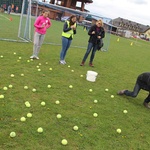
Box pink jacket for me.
[34,16,51,34]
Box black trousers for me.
[124,77,150,103]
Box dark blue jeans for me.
[60,37,72,60]
[82,42,98,63]
[124,81,150,103]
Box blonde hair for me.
[97,19,103,26]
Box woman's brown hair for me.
[69,15,76,25]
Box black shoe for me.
[143,102,150,109]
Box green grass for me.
[0,12,150,150]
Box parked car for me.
[61,16,70,22]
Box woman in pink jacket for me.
[30,10,52,60]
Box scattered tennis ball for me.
[0,95,4,99]
[47,85,51,88]
[41,101,46,106]
[116,129,121,134]
[105,88,109,92]
[68,65,70,68]
[73,126,78,131]
[45,62,48,64]
[24,86,28,89]
[80,75,83,77]
[61,139,68,145]
[36,66,40,68]
[30,59,33,61]
[71,70,74,72]
[20,117,26,122]
[0,55,3,58]
[25,101,29,104]
[123,110,128,114]
[37,127,43,133]
[27,60,30,62]
[93,113,98,117]
[26,103,31,107]
[3,87,8,90]
[8,85,13,88]
[10,132,16,137]
[27,113,32,118]
[10,74,14,77]
[38,69,41,71]
[39,63,42,66]
[25,101,31,107]
[49,68,52,70]
[94,100,98,103]
[89,89,93,92]
[69,85,73,88]
[21,73,24,76]
[32,88,36,92]
[13,52,16,55]
[57,114,62,118]
[19,57,22,59]
[55,100,60,104]
[111,95,114,98]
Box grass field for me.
[0,13,150,150]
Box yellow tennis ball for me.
[37,127,43,133]
[41,101,46,106]
[116,129,121,133]
[61,139,68,145]
[20,117,26,122]
[10,132,16,137]
[73,126,78,131]
[27,113,32,118]
[93,113,98,117]
[111,95,114,98]
[123,110,128,114]
[57,114,62,118]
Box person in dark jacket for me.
[80,19,105,67]
[118,72,150,109]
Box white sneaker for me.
[30,56,35,59]
[35,56,39,60]
[63,60,66,64]
[59,60,65,65]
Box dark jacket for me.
[137,72,150,90]
[88,24,105,44]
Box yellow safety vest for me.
[62,21,76,39]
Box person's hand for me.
[71,25,76,29]
[41,23,45,28]
[98,36,101,39]
[92,31,95,34]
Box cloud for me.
[85,0,150,25]
[127,0,148,4]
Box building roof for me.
[112,17,150,33]
[77,0,93,3]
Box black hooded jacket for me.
[88,24,105,44]
[137,72,150,90]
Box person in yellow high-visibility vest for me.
[59,15,77,65]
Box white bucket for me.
[86,71,98,82]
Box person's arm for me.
[101,28,105,38]
[63,22,72,32]
[73,24,77,34]
[88,25,95,36]
[34,17,43,29]
[46,19,52,29]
